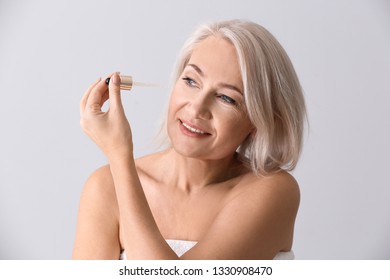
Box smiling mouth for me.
[180,120,211,135]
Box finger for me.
[98,72,117,107]
[100,90,109,107]
[108,72,125,113]
[85,77,110,114]
[80,77,101,116]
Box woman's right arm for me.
[72,165,121,259]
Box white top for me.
[120,239,294,260]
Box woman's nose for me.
[187,92,212,120]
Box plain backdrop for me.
[0,0,389,259]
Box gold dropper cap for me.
[118,75,133,90]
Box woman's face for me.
[167,36,253,161]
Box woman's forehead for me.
[186,37,243,88]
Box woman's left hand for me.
[80,73,133,160]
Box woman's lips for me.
[179,120,211,136]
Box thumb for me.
[108,72,125,112]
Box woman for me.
[73,19,306,260]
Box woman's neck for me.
[160,148,246,193]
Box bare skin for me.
[73,36,300,260]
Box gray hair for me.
[159,19,306,176]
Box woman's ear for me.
[249,128,257,139]
[242,128,256,145]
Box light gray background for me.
[0,0,389,259]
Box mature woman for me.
[73,19,306,260]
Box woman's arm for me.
[109,156,178,259]
[78,73,178,259]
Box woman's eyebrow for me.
[187,63,204,76]
[219,83,243,96]
[186,63,243,95]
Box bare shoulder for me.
[134,151,166,180]
[232,171,300,223]
[236,171,299,205]
[135,152,163,168]
[82,165,118,211]
[73,165,120,259]
[89,165,115,186]
[184,171,300,259]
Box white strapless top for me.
[120,239,294,260]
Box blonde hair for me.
[160,19,306,176]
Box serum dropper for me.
[105,75,158,91]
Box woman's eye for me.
[219,94,236,105]
[182,77,197,87]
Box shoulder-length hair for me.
[160,19,306,176]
